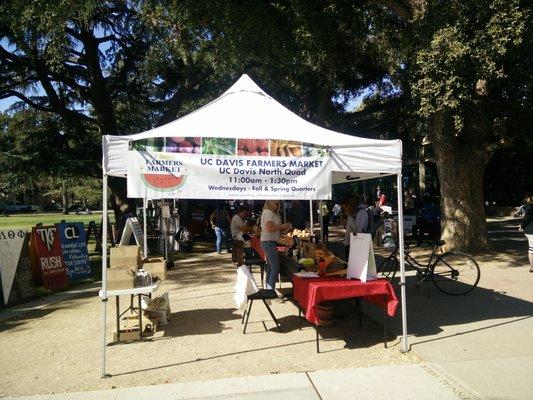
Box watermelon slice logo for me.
[141,173,187,191]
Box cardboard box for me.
[142,257,166,280]
[106,266,136,290]
[110,245,142,268]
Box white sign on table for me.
[347,233,377,282]
[120,217,145,258]
[127,138,332,200]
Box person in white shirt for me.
[260,200,291,290]
[230,206,254,265]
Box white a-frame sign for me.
[119,217,145,258]
[347,233,377,282]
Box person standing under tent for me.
[210,202,232,254]
[318,202,330,242]
[519,195,533,272]
[231,206,255,265]
[332,202,342,224]
[260,200,291,290]
[291,200,306,230]
[404,190,415,215]
[341,194,369,261]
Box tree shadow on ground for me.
[0,290,96,333]
[363,274,533,341]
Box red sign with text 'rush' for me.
[32,226,68,291]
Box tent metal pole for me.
[101,173,109,377]
[309,200,314,236]
[319,200,324,242]
[143,197,148,257]
[396,173,409,353]
[282,201,286,223]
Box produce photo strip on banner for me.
[127,137,332,200]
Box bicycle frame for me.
[389,246,447,284]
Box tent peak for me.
[223,74,269,97]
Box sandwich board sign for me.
[347,233,377,282]
[119,217,145,257]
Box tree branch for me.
[0,89,52,112]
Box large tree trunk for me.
[430,112,491,252]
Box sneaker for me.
[529,266,533,273]
[217,251,222,255]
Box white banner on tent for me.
[127,148,332,200]
[0,229,27,305]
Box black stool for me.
[242,289,281,333]
[244,248,265,288]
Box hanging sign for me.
[0,229,28,305]
[32,226,68,291]
[57,222,91,280]
[127,137,332,200]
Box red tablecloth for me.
[250,235,265,259]
[293,276,399,325]
[250,235,287,260]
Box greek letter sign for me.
[0,229,28,305]
[127,137,332,200]
[32,226,68,291]
[57,222,91,280]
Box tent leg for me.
[143,197,148,257]
[319,200,324,242]
[396,173,409,353]
[101,173,110,377]
[309,200,314,236]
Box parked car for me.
[0,201,33,213]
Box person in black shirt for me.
[210,202,232,254]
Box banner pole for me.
[143,197,148,257]
[319,200,324,242]
[309,200,314,236]
[397,173,409,353]
[101,173,109,378]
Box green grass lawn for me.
[0,212,115,230]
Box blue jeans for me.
[214,226,230,253]
[261,241,280,290]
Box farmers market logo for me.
[141,155,187,191]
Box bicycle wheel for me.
[378,255,399,281]
[432,252,480,295]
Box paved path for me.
[364,216,533,400]
[6,364,480,400]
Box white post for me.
[396,173,409,353]
[309,200,314,235]
[143,197,148,257]
[319,200,324,242]
[101,173,109,377]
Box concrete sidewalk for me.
[365,217,533,400]
[6,364,480,400]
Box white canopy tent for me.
[100,75,408,377]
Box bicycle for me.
[378,240,480,295]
